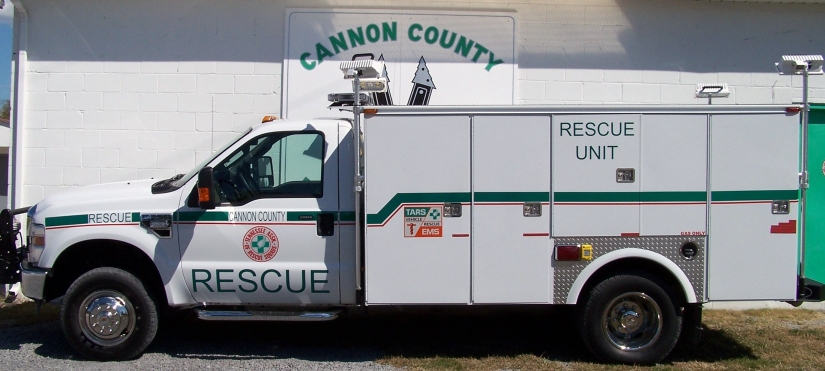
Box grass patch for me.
[376,309,825,371]
[0,298,60,328]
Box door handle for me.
[317,213,335,236]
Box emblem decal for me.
[242,226,279,262]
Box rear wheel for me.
[580,274,681,364]
[61,267,158,360]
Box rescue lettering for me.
[559,121,634,161]
[88,212,132,224]
[191,269,330,294]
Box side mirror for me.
[197,167,216,210]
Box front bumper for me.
[21,265,48,300]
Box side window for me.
[213,132,325,204]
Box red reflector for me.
[555,245,581,261]
[786,106,801,114]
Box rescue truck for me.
[1,59,823,364]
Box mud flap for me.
[682,303,703,346]
[0,209,21,285]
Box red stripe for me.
[523,233,550,237]
[452,233,470,238]
[621,232,640,237]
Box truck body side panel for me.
[639,115,708,237]
[364,115,472,304]
[472,115,551,304]
[552,114,641,237]
[707,114,799,301]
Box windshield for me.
[171,128,253,188]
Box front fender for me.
[41,224,195,306]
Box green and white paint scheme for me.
[19,103,815,363]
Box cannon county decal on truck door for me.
[243,226,280,262]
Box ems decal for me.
[404,206,443,237]
[242,226,280,262]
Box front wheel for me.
[60,267,158,361]
[580,274,681,365]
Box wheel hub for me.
[86,296,129,338]
[601,292,663,351]
[619,310,642,332]
[78,290,137,346]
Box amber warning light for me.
[198,188,211,203]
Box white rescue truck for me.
[2,60,824,364]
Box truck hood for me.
[32,179,184,220]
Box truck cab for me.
[15,117,356,360]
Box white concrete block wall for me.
[22,56,281,204]
[15,0,825,208]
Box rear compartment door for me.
[707,113,800,301]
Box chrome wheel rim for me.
[601,292,663,351]
[78,289,136,346]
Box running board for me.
[195,309,343,322]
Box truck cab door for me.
[177,122,341,305]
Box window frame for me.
[208,130,327,207]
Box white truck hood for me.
[32,179,184,221]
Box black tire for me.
[60,267,158,361]
[580,274,681,365]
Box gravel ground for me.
[0,304,400,371]
[0,302,587,370]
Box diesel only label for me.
[404,206,443,237]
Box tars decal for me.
[404,206,443,237]
[242,226,280,262]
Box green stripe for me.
[287,211,318,221]
[45,214,89,227]
[176,211,229,222]
[554,191,707,203]
[475,192,549,202]
[711,190,798,202]
[339,211,355,222]
[554,190,797,203]
[367,192,471,225]
[131,213,141,222]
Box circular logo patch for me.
[242,226,279,262]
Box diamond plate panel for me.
[553,236,705,304]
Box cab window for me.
[212,132,325,204]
